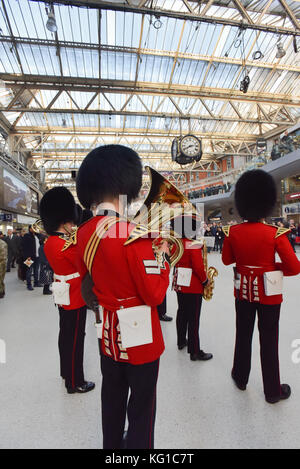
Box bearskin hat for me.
[81,209,94,225]
[76,145,143,209]
[40,187,77,235]
[75,203,83,226]
[234,170,277,222]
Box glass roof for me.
[0,0,299,186]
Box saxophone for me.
[202,240,218,301]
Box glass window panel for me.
[0,42,21,73]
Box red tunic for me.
[222,222,300,305]
[173,239,207,294]
[76,215,170,365]
[44,235,85,310]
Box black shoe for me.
[190,350,213,361]
[231,371,247,391]
[178,340,188,350]
[34,283,42,288]
[159,314,173,322]
[67,381,95,394]
[265,384,291,404]
[27,285,34,291]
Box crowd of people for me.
[271,130,296,160]
[0,226,53,299]
[0,217,299,301]
[199,218,300,255]
[188,182,232,200]
[0,149,300,450]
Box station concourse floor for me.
[0,250,300,449]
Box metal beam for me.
[278,0,300,31]
[1,73,300,107]
[29,0,300,36]
[0,36,299,73]
[2,105,292,126]
[11,128,259,142]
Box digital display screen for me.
[0,167,39,215]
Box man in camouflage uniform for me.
[0,232,8,299]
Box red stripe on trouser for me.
[72,309,80,388]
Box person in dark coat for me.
[4,229,18,272]
[16,229,27,281]
[39,236,53,295]
[215,227,225,253]
[21,225,41,290]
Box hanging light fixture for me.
[293,36,298,53]
[46,6,57,33]
[276,42,286,59]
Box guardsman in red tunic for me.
[76,145,170,449]
[172,218,213,361]
[222,170,300,404]
[40,187,95,395]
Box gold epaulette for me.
[275,226,291,238]
[61,228,78,252]
[222,225,231,237]
[264,223,290,239]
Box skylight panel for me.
[106,10,116,46]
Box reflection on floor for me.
[0,250,300,449]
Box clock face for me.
[180,135,202,158]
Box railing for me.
[188,156,268,200]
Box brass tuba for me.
[32,219,46,235]
[124,166,199,266]
[202,240,218,301]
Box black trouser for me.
[6,251,13,272]
[232,299,281,399]
[100,354,159,449]
[176,292,203,355]
[58,306,87,389]
[26,257,40,287]
[157,295,166,318]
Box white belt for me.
[54,272,80,282]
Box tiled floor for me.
[0,250,299,449]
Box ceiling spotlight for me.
[62,118,67,127]
[46,10,57,33]
[276,42,286,59]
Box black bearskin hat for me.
[234,170,277,222]
[76,145,143,209]
[81,209,94,225]
[75,203,83,226]
[40,187,77,235]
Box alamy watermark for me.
[291,339,300,365]
[0,339,6,364]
